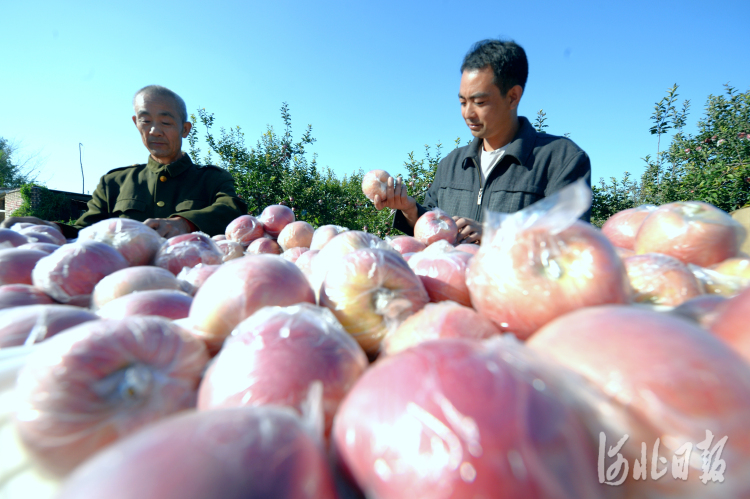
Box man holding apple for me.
[374,39,591,244]
[1,85,246,238]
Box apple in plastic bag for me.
[623,252,704,306]
[0,283,55,310]
[601,205,656,250]
[175,264,221,296]
[282,246,309,263]
[0,248,49,286]
[14,316,209,476]
[709,287,750,363]
[310,224,348,250]
[413,208,459,246]
[407,249,473,306]
[154,232,224,275]
[387,235,426,255]
[224,214,264,247]
[0,227,29,248]
[215,239,245,261]
[19,224,67,245]
[0,304,98,348]
[96,289,193,321]
[77,218,165,266]
[361,169,390,203]
[278,221,315,251]
[91,266,184,309]
[246,236,282,255]
[259,204,295,238]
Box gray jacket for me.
[394,116,591,235]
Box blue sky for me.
[2,0,749,195]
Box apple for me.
[381,301,500,355]
[8,222,36,232]
[601,205,657,250]
[319,247,429,356]
[0,284,55,310]
[361,169,390,203]
[671,294,728,330]
[294,249,318,286]
[188,255,316,354]
[154,232,224,275]
[91,266,183,309]
[0,304,98,348]
[55,407,338,499]
[333,338,601,499]
[17,242,60,254]
[709,287,750,363]
[467,220,631,340]
[413,208,459,246]
[176,263,221,296]
[197,303,367,438]
[215,239,245,261]
[258,204,295,238]
[224,214,264,247]
[32,240,129,306]
[454,243,480,255]
[407,249,473,306]
[96,289,194,321]
[14,316,209,476]
[77,218,165,266]
[623,253,704,306]
[0,227,29,248]
[0,248,49,286]
[387,235,426,255]
[211,234,227,241]
[690,264,748,297]
[310,224,348,250]
[246,236,282,255]
[277,220,314,251]
[711,257,750,280]
[18,225,66,246]
[635,201,746,267]
[282,246,309,263]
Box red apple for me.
[467,220,631,340]
[333,338,602,499]
[17,242,60,254]
[277,220,314,251]
[387,235,426,255]
[211,234,227,241]
[0,284,55,310]
[407,249,473,306]
[55,407,338,499]
[224,214,264,247]
[282,246,309,263]
[623,253,704,306]
[175,263,221,296]
[635,201,746,267]
[361,169,390,202]
[154,232,224,275]
[91,266,183,309]
[0,248,49,286]
[14,317,209,476]
[0,304,98,348]
[709,287,750,363]
[691,264,748,297]
[246,236,282,255]
[601,205,657,250]
[671,294,728,330]
[310,224,348,250]
[78,218,165,266]
[0,228,29,248]
[32,240,129,306]
[455,243,480,255]
[413,208,459,246]
[215,239,244,261]
[18,225,66,245]
[258,204,295,238]
[381,301,500,355]
[319,248,429,355]
[294,249,318,285]
[188,255,315,353]
[711,257,750,280]
[197,303,367,438]
[96,289,194,321]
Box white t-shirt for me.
[480,144,507,185]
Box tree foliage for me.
[0,138,40,189]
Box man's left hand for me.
[452,216,482,244]
[144,217,193,238]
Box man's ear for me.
[182,120,192,138]
[508,85,523,110]
[132,115,138,127]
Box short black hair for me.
[460,39,528,96]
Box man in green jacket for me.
[1,85,246,238]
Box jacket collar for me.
[146,152,193,177]
[461,116,536,169]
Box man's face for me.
[132,93,191,164]
[459,66,521,147]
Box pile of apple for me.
[2,175,750,498]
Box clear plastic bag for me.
[407,247,473,306]
[690,264,750,297]
[154,232,224,276]
[0,305,98,349]
[95,289,193,321]
[224,214,264,247]
[601,204,658,250]
[413,208,459,246]
[175,263,221,296]
[77,218,165,266]
[91,266,183,309]
[310,224,349,251]
[623,253,704,306]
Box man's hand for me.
[373,176,419,227]
[144,217,192,238]
[0,216,59,230]
[453,216,482,244]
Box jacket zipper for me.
[477,187,483,205]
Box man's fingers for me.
[373,194,384,211]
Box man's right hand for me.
[373,176,420,227]
[0,216,59,230]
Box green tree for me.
[0,138,40,189]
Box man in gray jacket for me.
[374,39,591,244]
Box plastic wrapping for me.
[690,264,750,297]
[91,266,183,309]
[278,220,315,252]
[0,248,49,286]
[0,284,55,310]
[294,249,318,286]
[407,248,473,306]
[0,228,29,249]
[258,204,296,238]
[319,247,429,356]
[175,263,221,296]
[188,255,315,354]
[454,243,480,255]
[386,234,426,255]
[154,232,224,275]
[246,236,282,254]
[310,224,349,251]
[413,208,459,246]
[198,303,367,438]
[635,201,747,267]
[601,204,658,250]
[712,256,750,279]
[528,304,750,497]
[17,242,59,254]
[55,406,338,499]
[466,180,631,339]
[0,305,98,349]
[671,295,728,330]
[224,214,264,247]
[623,253,704,306]
[95,289,193,321]
[332,337,604,499]
[77,218,165,266]
[212,233,227,241]
[215,239,244,261]
[361,169,390,203]
[31,240,129,307]
[282,246,309,263]
[381,301,500,355]
[8,222,36,232]
[13,316,209,476]
[18,225,66,246]
[708,287,750,363]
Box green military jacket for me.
[61,154,247,237]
